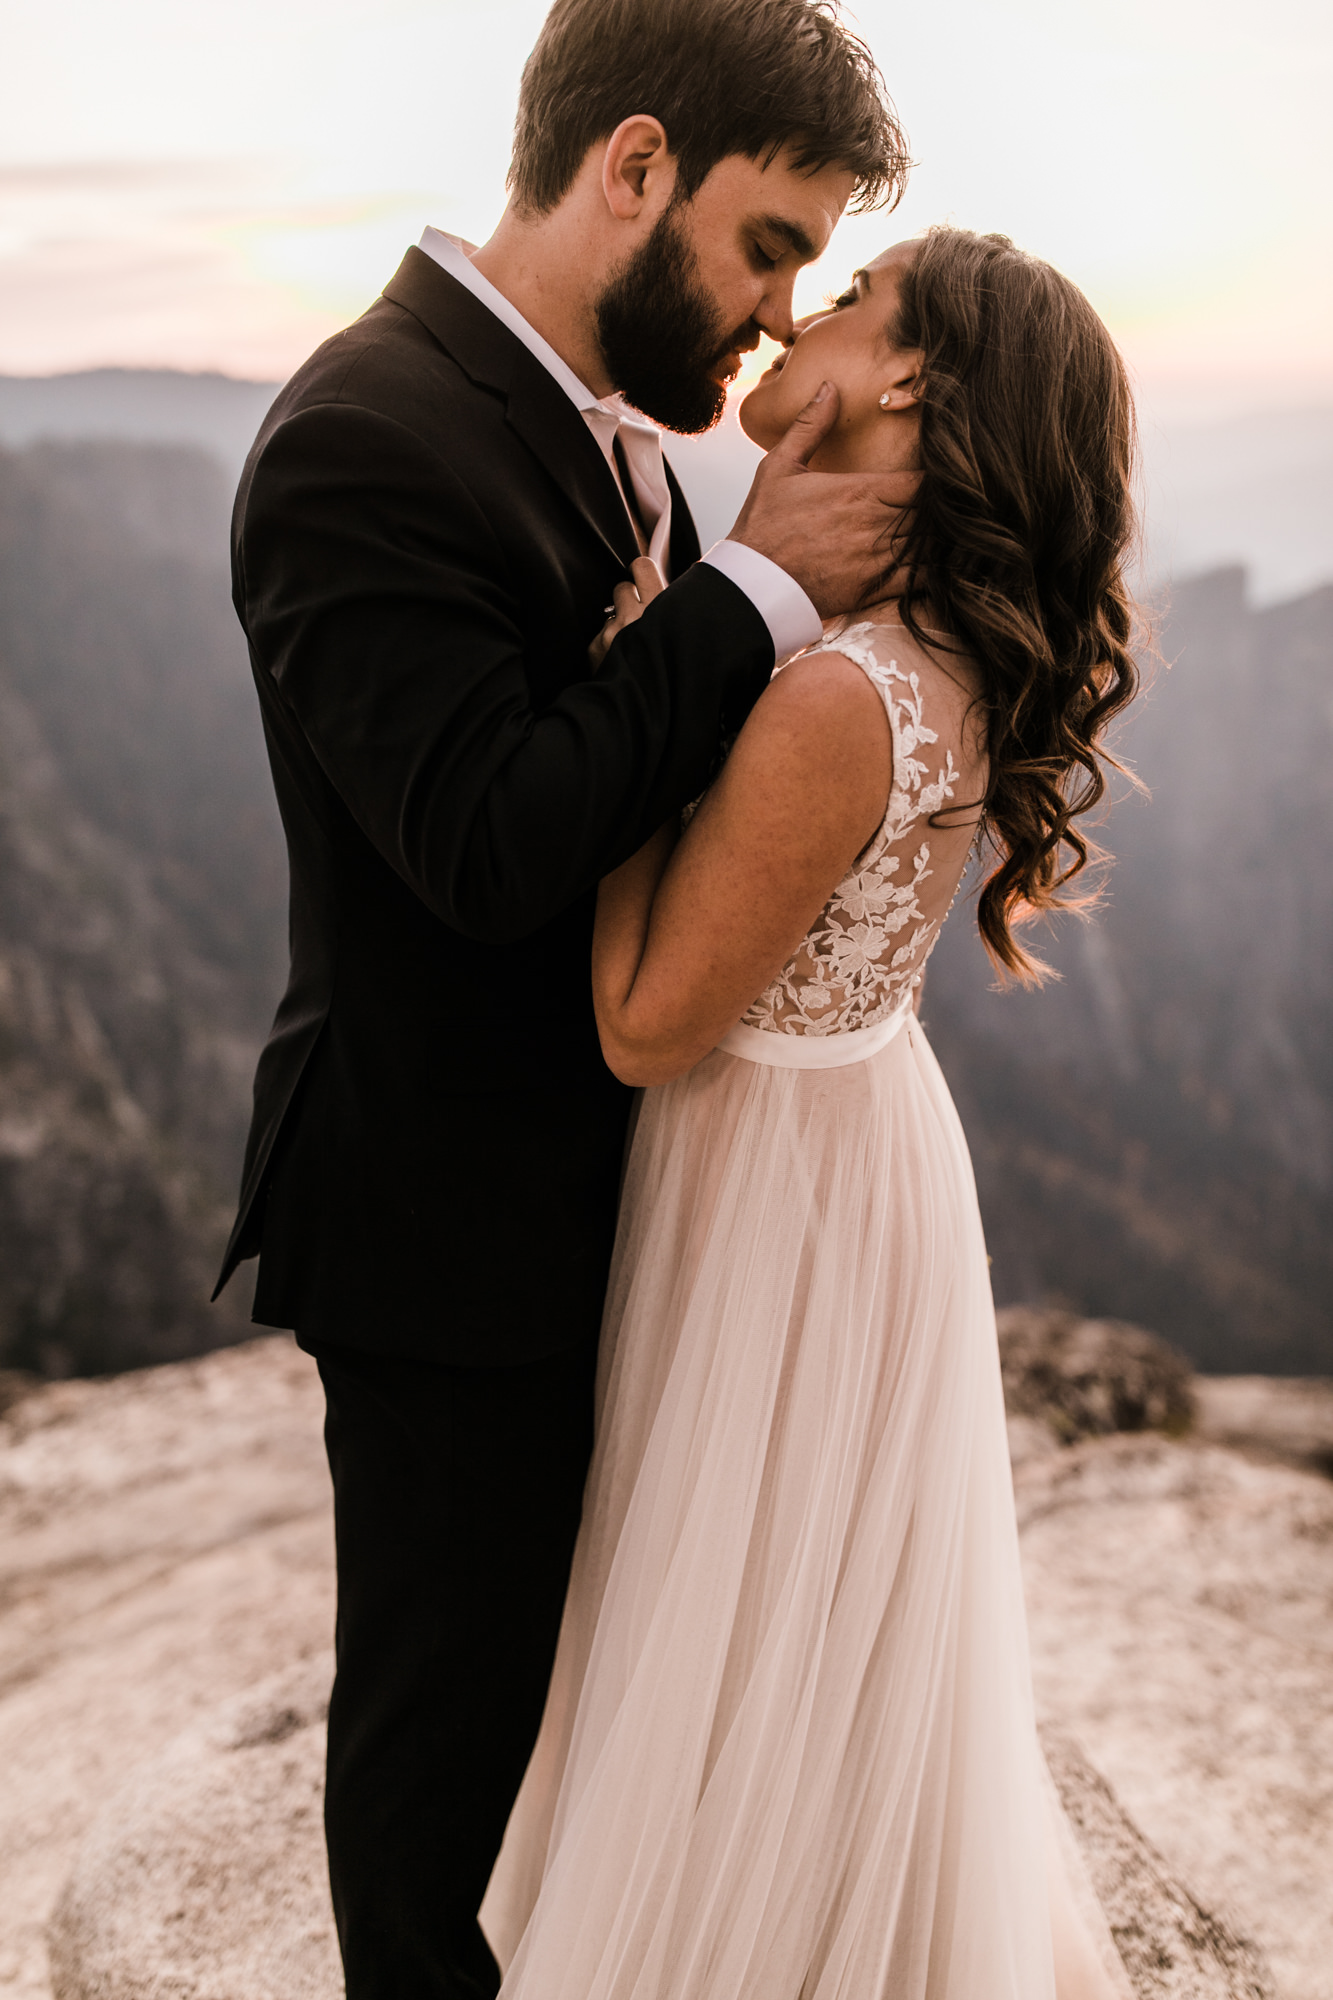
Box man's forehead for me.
[703,149,854,245]
[742,162,856,256]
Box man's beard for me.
[595,203,744,435]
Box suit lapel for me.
[382,247,639,571]
[502,360,640,570]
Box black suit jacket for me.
[216,246,774,1363]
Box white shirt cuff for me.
[700,540,823,665]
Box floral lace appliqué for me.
[741,623,962,1039]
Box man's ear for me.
[601,116,676,221]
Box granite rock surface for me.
[2,1334,1328,1999]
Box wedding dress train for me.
[480,619,1129,1999]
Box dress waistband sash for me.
[716,998,914,1070]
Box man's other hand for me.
[587,557,667,671]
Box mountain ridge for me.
[0,427,1327,1376]
[0,439,279,1371]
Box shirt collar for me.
[417,226,607,416]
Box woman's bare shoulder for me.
[738,648,892,786]
[701,647,892,857]
[764,644,897,717]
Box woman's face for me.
[739,239,923,473]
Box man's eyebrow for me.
[752,213,819,262]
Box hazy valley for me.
[0,370,1329,1376]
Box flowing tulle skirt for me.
[481,1018,1107,1999]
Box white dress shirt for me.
[417,227,822,664]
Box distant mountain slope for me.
[0,371,279,480]
[1142,407,1333,605]
[2,372,1331,601]
[924,569,1333,1372]
[0,440,284,1373]
[0,427,1327,1376]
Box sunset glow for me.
[2,0,1328,421]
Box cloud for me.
[2,0,1329,398]
[0,157,426,377]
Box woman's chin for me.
[738,384,783,450]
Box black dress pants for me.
[314,1336,598,1999]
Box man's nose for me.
[753,282,797,347]
[755,295,832,347]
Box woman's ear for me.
[877,378,921,413]
[877,352,924,413]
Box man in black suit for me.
[215,1,912,1991]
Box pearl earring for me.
[878,392,892,409]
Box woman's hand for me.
[587,557,665,670]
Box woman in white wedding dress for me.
[481,227,1140,1998]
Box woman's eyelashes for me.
[826,286,858,311]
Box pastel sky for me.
[2,0,1329,421]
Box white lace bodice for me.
[740,618,985,1040]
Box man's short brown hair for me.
[509,0,909,217]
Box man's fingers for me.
[605,562,664,641]
[816,470,917,515]
[766,380,840,469]
[865,468,921,508]
[821,472,917,545]
[630,556,665,601]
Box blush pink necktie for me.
[584,401,673,584]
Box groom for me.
[215,0,910,1992]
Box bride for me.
[481,225,1140,1998]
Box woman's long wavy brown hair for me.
[887,227,1140,980]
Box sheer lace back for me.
[741,618,987,1039]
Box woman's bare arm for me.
[592,653,892,1086]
